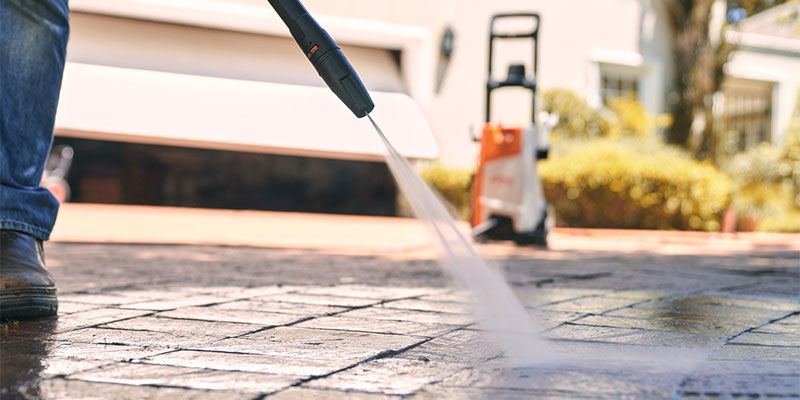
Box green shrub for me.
[539,138,733,231]
[418,163,473,219]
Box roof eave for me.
[725,29,800,54]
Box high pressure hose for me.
[267,0,375,118]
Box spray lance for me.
[268,1,551,364]
[267,0,374,118]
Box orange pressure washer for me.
[471,13,554,246]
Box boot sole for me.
[0,287,58,319]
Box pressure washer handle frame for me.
[485,13,540,124]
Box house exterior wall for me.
[63,0,676,167]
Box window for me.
[601,72,639,103]
[588,51,646,109]
[721,79,773,152]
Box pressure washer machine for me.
[471,13,553,246]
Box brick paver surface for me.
[2,235,798,399]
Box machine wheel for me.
[513,207,553,247]
[513,228,547,246]
[473,216,515,242]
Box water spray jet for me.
[268,0,552,366]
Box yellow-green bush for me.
[539,138,733,231]
[418,163,473,219]
[541,89,610,140]
[605,96,651,139]
[542,89,673,142]
[605,95,674,139]
[757,209,800,233]
[723,143,796,219]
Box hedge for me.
[539,138,733,231]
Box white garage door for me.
[54,6,437,160]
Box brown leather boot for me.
[0,230,58,319]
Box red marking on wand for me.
[307,45,319,59]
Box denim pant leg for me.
[0,0,70,240]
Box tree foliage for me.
[727,0,789,22]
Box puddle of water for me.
[368,115,553,366]
[1,318,58,397]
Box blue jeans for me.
[0,0,69,240]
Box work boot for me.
[0,230,58,319]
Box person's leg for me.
[0,0,70,319]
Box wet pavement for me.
[1,235,799,399]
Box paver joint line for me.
[726,342,800,348]
[131,358,298,384]
[53,310,158,334]
[263,325,467,398]
[228,325,280,339]
[223,294,443,339]
[52,377,192,392]
[562,321,656,333]
[680,391,800,398]
[724,310,800,343]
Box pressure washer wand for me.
[268,0,374,118]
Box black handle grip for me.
[489,13,540,39]
[268,0,374,118]
[485,12,541,124]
